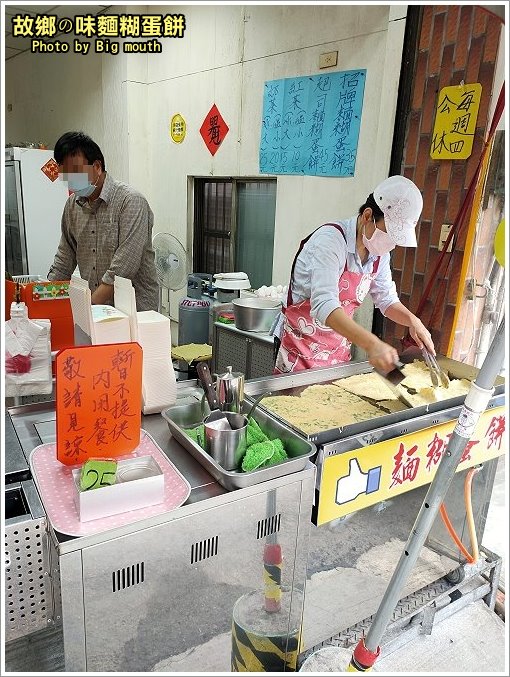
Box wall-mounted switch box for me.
[439,224,454,252]
[319,51,338,69]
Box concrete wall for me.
[5,42,104,153]
[146,4,407,287]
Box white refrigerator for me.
[5,147,70,277]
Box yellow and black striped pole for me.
[263,542,282,613]
[231,591,300,672]
[232,490,301,671]
[264,489,282,613]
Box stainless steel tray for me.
[161,389,316,491]
[243,357,505,446]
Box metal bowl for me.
[232,297,282,332]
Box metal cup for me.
[203,411,248,470]
[216,366,245,413]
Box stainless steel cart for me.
[4,410,62,643]
[7,395,315,672]
[212,321,275,379]
[243,357,505,650]
[5,358,505,670]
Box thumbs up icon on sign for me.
[335,458,382,505]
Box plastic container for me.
[72,455,165,522]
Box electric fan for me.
[152,233,188,313]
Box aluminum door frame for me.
[5,160,29,275]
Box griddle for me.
[244,356,505,446]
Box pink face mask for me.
[363,220,396,256]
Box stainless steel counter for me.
[7,398,240,554]
[8,394,226,498]
[6,392,316,672]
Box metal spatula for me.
[376,361,415,409]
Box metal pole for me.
[350,317,506,670]
[264,489,282,613]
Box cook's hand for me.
[367,339,399,374]
[408,316,435,355]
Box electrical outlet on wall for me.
[439,224,454,252]
[319,51,338,69]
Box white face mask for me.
[363,219,396,256]
[65,172,99,198]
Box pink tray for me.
[29,429,191,537]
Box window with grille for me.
[193,178,276,289]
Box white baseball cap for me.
[373,175,423,247]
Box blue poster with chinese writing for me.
[259,70,366,177]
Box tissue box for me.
[72,455,164,522]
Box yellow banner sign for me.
[430,83,481,160]
[316,406,505,526]
[170,113,186,143]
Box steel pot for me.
[216,365,245,413]
[196,361,247,470]
[232,297,282,332]
[203,410,248,470]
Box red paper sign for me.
[200,104,229,156]
[55,343,143,465]
[41,158,60,182]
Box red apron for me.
[274,223,380,374]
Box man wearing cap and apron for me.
[273,175,436,375]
